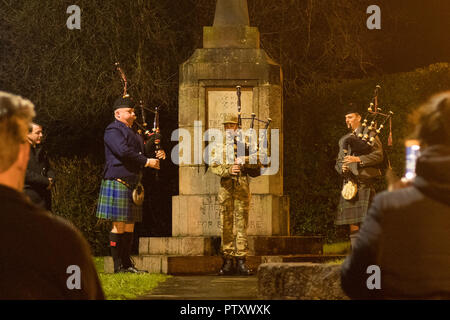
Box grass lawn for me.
[323,241,351,255]
[93,257,170,300]
[323,241,350,265]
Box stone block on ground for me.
[258,262,349,300]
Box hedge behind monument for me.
[50,157,110,256]
[1,1,450,251]
[284,63,450,242]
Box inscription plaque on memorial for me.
[207,87,254,130]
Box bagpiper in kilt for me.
[335,110,383,247]
[96,96,162,273]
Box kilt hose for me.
[96,179,142,223]
[336,181,375,225]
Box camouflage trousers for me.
[218,180,250,258]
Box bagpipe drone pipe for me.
[343,85,394,157]
[233,85,272,182]
[114,62,164,178]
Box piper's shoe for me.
[218,257,235,275]
[236,258,253,276]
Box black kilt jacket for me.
[335,130,384,225]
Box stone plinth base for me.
[257,263,349,300]
[138,236,221,256]
[248,236,323,256]
[104,236,346,275]
[138,236,323,256]
[104,254,345,275]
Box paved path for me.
[139,275,259,300]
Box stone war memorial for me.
[4,0,450,303]
[105,0,341,275]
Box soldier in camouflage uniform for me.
[209,114,261,276]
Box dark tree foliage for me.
[1,0,449,153]
[1,0,449,251]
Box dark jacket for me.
[0,184,104,299]
[335,131,384,181]
[24,144,55,210]
[103,120,147,181]
[341,145,450,299]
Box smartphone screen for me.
[404,139,420,180]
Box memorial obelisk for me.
[173,0,289,238]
